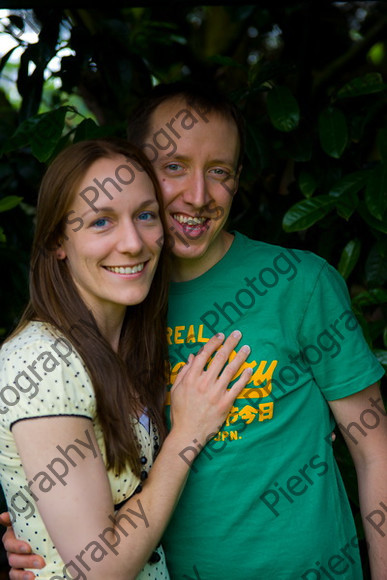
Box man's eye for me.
[138,211,155,221]
[210,168,229,176]
[165,163,182,171]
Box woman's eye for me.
[92,218,109,228]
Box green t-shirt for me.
[162,232,384,579]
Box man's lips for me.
[172,213,208,226]
[171,213,210,239]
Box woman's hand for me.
[170,330,252,447]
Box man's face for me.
[144,97,241,279]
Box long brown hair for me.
[12,138,170,476]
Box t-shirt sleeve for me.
[297,259,385,401]
[0,328,96,430]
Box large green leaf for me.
[0,196,23,212]
[267,86,300,132]
[298,170,317,198]
[30,108,68,162]
[328,172,364,220]
[365,162,387,221]
[360,204,387,234]
[2,107,68,161]
[335,192,359,220]
[328,170,368,197]
[318,107,348,159]
[337,73,385,98]
[352,288,387,307]
[208,55,246,70]
[365,242,387,286]
[282,195,336,232]
[337,239,361,280]
[1,117,40,154]
[73,119,119,142]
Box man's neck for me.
[171,231,234,282]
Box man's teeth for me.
[105,264,144,274]
[173,214,207,225]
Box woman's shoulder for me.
[2,320,64,349]
[0,321,96,424]
[1,321,82,365]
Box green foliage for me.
[0,4,386,576]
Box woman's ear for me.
[55,242,66,260]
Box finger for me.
[8,552,45,570]
[170,355,194,392]
[0,511,12,527]
[216,344,251,387]
[9,569,37,580]
[3,531,31,553]
[188,333,225,374]
[225,366,253,402]
[204,330,244,378]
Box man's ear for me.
[234,164,242,195]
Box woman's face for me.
[57,155,164,325]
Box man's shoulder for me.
[233,231,327,271]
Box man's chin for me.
[170,240,209,260]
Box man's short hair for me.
[127,80,246,168]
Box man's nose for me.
[183,171,211,209]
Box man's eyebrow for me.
[157,153,236,167]
[157,154,188,163]
[209,158,236,168]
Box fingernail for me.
[33,559,42,568]
[216,332,225,339]
[232,330,242,338]
[20,546,30,553]
[241,345,251,354]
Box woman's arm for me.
[8,331,252,580]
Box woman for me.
[0,138,252,579]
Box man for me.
[2,81,387,579]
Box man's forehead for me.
[150,95,195,123]
[146,96,240,163]
[149,96,235,133]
